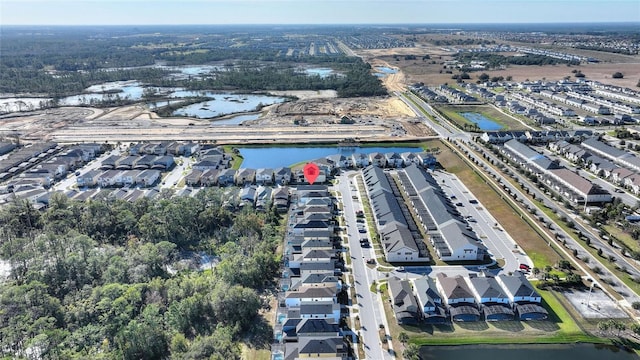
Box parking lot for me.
[430,169,534,274]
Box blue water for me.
[305,68,334,78]
[237,146,422,169]
[171,91,286,118]
[460,112,503,130]
[60,82,145,106]
[277,313,286,324]
[375,66,398,74]
[275,332,283,341]
[272,353,284,360]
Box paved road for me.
[398,92,640,314]
[334,172,394,360]
[53,148,122,192]
[469,140,640,301]
[429,169,533,273]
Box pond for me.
[169,91,287,118]
[59,81,145,106]
[237,146,423,169]
[419,343,638,360]
[375,66,398,74]
[304,67,334,78]
[460,112,503,130]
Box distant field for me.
[435,104,529,131]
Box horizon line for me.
[2,21,640,27]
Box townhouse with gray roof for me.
[435,273,480,322]
[363,165,427,262]
[413,276,447,323]
[400,164,485,261]
[468,276,514,321]
[388,276,420,325]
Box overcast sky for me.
[2,0,639,26]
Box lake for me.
[237,146,423,169]
[461,112,503,130]
[60,81,145,106]
[420,343,638,360]
[170,91,287,118]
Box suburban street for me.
[334,172,394,360]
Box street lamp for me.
[586,283,595,308]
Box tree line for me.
[0,188,282,359]
[454,52,580,70]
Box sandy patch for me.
[266,90,337,100]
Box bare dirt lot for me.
[358,39,640,89]
[0,89,433,144]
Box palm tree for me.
[403,344,421,360]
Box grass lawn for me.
[222,145,244,169]
[241,345,271,360]
[604,224,640,254]
[435,104,528,131]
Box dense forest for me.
[0,27,387,98]
[0,189,282,359]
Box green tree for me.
[403,343,421,360]
[398,331,409,346]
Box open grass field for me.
[435,104,529,131]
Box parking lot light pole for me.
[586,283,595,308]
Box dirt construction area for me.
[0,89,435,144]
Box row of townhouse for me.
[502,100,557,125]
[192,146,232,170]
[7,143,107,188]
[185,167,308,187]
[237,185,290,212]
[398,164,486,262]
[539,90,613,115]
[409,84,448,102]
[100,154,175,171]
[0,142,59,180]
[509,92,576,117]
[581,138,640,173]
[566,91,640,115]
[362,165,430,263]
[587,80,640,105]
[0,142,17,156]
[436,85,478,103]
[480,129,594,144]
[184,151,437,188]
[77,169,161,188]
[128,141,200,156]
[503,139,612,204]
[387,272,547,324]
[550,139,640,195]
[276,185,350,360]
[463,83,505,102]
